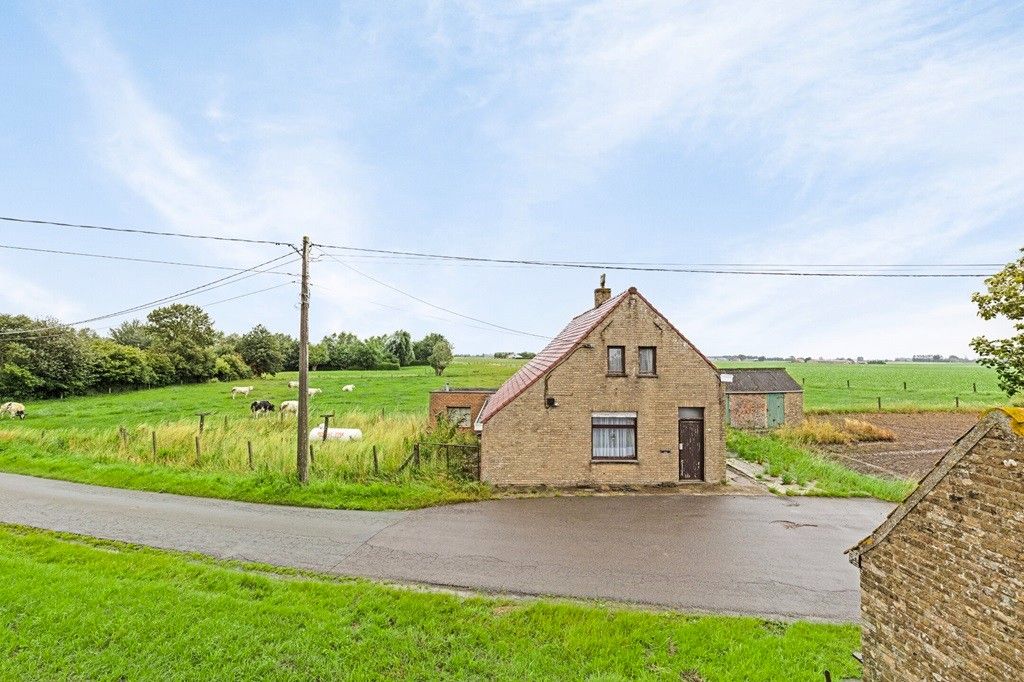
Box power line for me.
[198,281,295,307]
[0,244,298,276]
[0,252,296,338]
[316,249,552,339]
[0,215,294,248]
[313,242,996,277]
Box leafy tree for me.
[519,351,537,359]
[272,333,300,371]
[428,340,453,376]
[86,339,156,389]
[971,247,1024,396]
[385,330,414,366]
[0,315,90,398]
[0,362,40,400]
[236,324,284,376]
[109,319,153,349]
[309,341,329,370]
[213,352,252,381]
[144,350,177,386]
[414,333,448,364]
[145,304,216,383]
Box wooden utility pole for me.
[297,235,311,484]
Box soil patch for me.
[817,412,979,479]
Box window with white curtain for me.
[638,346,656,375]
[592,413,637,460]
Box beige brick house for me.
[847,408,1024,681]
[478,283,727,486]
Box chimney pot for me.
[594,274,611,308]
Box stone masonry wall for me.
[481,292,726,486]
[728,393,768,429]
[784,391,803,425]
[859,420,1024,681]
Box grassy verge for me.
[727,429,915,502]
[0,524,861,681]
[0,442,489,511]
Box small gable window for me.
[607,346,625,375]
[446,406,471,427]
[639,347,656,376]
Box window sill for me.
[637,373,658,378]
[591,458,639,465]
[606,373,627,378]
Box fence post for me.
[955,396,960,408]
[194,436,201,464]
[196,412,211,434]
[847,379,851,389]
[413,443,420,469]
[903,381,907,391]
[119,426,128,451]
[321,412,334,442]
[151,430,157,459]
[877,396,881,412]
[247,440,254,470]
[223,415,228,429]
[309,444,315,466]
[973,382,977,393]
[372,445,379,475]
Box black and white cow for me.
[250,400,274,415]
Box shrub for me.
[776,418,853,445]
[375,361,400,371]
[842,418,896,442]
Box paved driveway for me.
[0,473,892,622]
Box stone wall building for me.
[723,367,803,429]
[478,283,727,487]
[847,408,1024,681]
[428,388,495,432]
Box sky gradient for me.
[1,2,1020,358]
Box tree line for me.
[0,303,453,400]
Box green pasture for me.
[717,361,1009,413]
[0,525,861,681]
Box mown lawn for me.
[0,525,862,681]
[718,361,1008,413]
[727,429,916,502]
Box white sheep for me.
[288,380,300,389]
[307,387,322,397]
[342,384,355,392]
[309,427,363,441]
[279,400,299,414]
[1,402,25,419]
[230,386,254,399]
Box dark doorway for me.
[678,407,705,481]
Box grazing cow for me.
[288,381,299,389]
[0,402,25,419]
[280,400,299,415]
[307,387,322,397]
[309,427,362,441]
[250,400,274,415]
[342,384,355,392]
[230,386,254,399]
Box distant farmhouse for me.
[475,281,728,487]
[722,368,803,429]
[848,408,1023,680]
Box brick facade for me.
[481,291,726,486]
[850,409,1024,681]
[727,392,803,428]
[428,389,495,431]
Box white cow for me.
[1,402,26,419]
[342,384,355,392]
[230,386,254,399]
[288,380,300,389]
[280,400,299,414]
[307,387,322,397]
[310,427,363,441]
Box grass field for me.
[0,524,862,681]
[718,361,1010,413]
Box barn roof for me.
[723,368,802,394]
[479,288,716,423]
[846,408,1024,567]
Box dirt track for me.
[819,412,980,479]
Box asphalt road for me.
[0,472,892,622]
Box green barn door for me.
[766,393,785,427]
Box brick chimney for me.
[594,273,611,308]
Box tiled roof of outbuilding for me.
[724,368,802,393]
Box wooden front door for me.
[678,418,705,481]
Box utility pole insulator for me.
[297,235,311,484]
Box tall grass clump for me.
[841,418,896,442]
[776,418,853,445]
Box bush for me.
[375,361,400,371]
[777,418,853,445]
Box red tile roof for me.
[479,290,629,423]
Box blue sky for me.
[1,1,1021,358]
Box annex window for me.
[446,406,471,427]
[607,346,625,375]
[592,412,637,460]
[638,346,656,375]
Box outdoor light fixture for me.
[546,397,557,408]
